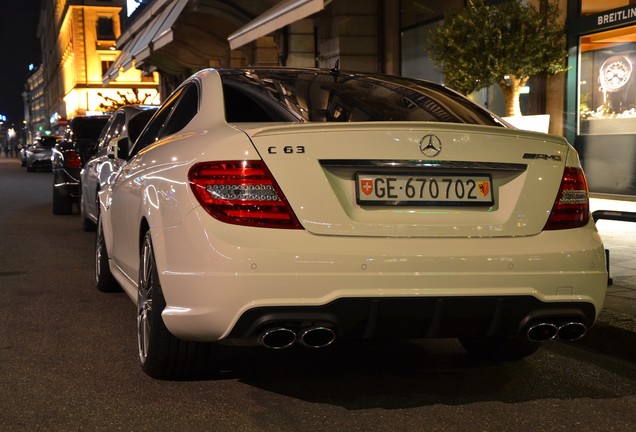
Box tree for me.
[97,88,154,113]
[425,0,567,117]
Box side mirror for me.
[107,137,130,160]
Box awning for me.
[102,0,189,83]
[227,0,324,50]
[133,0,190,65]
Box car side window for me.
[100,113,124,148]
[132,87,184,155]
[158,83,199,139]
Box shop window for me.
[400,0,463,83]
[400,0,463,30]
[579,24,636,134]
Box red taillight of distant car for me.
[543,167,590,230]
[188,161,302,229]
[64,150,82,169]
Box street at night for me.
[2,157,636,431]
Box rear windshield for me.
[220,69,503,126]
[37,136,59,148]
[73,118,109,140]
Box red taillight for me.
[64,150,82,168]
[543,167,590,230]
[188,160,302,229]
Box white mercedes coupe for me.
[96,67,607,379]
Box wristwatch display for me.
[599,55,632,113]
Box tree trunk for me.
[498,74,529,117]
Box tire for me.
[80,191,97,232]
[95,219,120,292]
[459,336,542,361]
[26,164,34,172]
[138,231,215,379]
[52,185,73,215]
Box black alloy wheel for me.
[137,230,216,380]
[95,218,119,292]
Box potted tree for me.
[425,0,567,128]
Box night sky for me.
[1,0,43,125]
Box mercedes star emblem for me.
[419,134,442,157]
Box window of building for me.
[578,24,636,134]
[101,61,114,76]
[97,17,116,40]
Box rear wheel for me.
[459,336,541,360]
[95,218,119,292]
[52,184,73,215]
[138,231,216,379]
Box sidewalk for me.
[576,195,636,361]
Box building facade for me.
[107,0,564,132]
[23,65,48,143]
[36,0,160,134]
[103,0,635,196]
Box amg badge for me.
[522,153,562,161]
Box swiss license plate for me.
[356,173,494,206]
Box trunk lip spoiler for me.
[319,160,527,172]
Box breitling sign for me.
[595,6,636,28]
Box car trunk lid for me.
[239,122,571,238]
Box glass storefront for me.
[570,0,636,195]
[399,0,507,115]
[578,25,636,135]
[400,0,462,83]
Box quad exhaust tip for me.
[258,326,336,349]
[257,327,296,350]
[526,321,587,343]
[298,326,336,349]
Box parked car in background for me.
[19,141,32,167]
[80,105,158,231]
[52,115,110,214]
[96,68,607,379]
[25,135,61,172]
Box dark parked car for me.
[80,105,157,230]
[25,135,62,172]
[52,115,110,214]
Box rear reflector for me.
[188,160,302,229]
[543,167,590,230]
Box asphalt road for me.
[2,157,636,432]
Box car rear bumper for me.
[226,296,597,341]
[153,208,607,342]
[53,168,80,199]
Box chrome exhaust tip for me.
[257,327,297,349]
[526,322,559,342]
[298,326,336,349]
[557,322,587,341]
